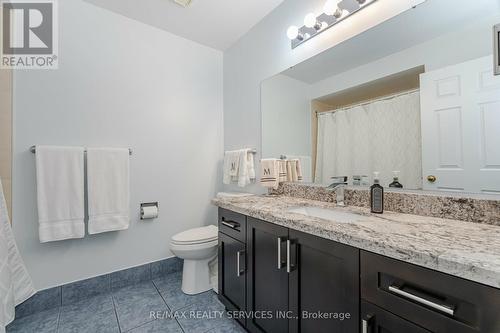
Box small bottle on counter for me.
[370,172,384,214]
[389,171,403,188]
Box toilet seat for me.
[171,225,218,245]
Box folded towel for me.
[237,149,256,187]
[288,155,311,182]
[35,146,85,243]
[278,160,287,182]
[87,148,130,234]
[223,150,240,185]
[247,151,256,182]
[288,159,303,182]
[286,161,293,182]
[295,159,303,181]
[289,160,299,182]
[260,159,279,189]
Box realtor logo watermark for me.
[1,0,58,69]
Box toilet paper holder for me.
[140,202,159,220]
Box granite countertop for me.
[212,195,500,289]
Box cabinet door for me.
[288,230,359,333]
[362,301,431,333]
[247,217,289,333]
[218,232,246,324]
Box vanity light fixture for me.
[287,0,377,49]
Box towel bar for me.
[30,146,133,155]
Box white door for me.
[420,56,500,193]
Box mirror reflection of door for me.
[421,56,500,193]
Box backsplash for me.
[270,183,500,226]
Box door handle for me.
[362,314,373,333]
[236,250,245,277]
[388,285,455,316]
[427,175,437,183]
[286,239,297,273]
[277,237,286,269]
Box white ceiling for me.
[283,0,500,83]
[84,0,285,50]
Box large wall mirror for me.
[261,0,500,194]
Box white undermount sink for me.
[287,206,366,223]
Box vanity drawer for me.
[218,208,246,242]
[361,251,500,333]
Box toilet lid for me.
[172,225,218,245]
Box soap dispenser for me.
[389,171,403,188]
[370,172,384,214]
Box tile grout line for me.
[111,292,122,333]
[55,307,61,333]
[151,276,187,333]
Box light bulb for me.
[287,26,299,40]
[304,13,317,28]
[323,0,340,16]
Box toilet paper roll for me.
[141,205,158,219]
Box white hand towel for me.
[223,150,240,185]
[247,151,256,182]
[260,159,279,189]
[36,146,85,243]
[237,149,256,187]
[87,148,130,234]
[0,178,35,332]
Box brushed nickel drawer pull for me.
[221,220,240,230]
[388,285,455,316]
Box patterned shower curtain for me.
[315,91,423,189]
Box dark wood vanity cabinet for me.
[361,251,500,333]
[288,229,359,333]
[218,209,247,327]
[246,217,360,333]
[218,208,500,333]
[361,301,432,333]
[246,217,289,333]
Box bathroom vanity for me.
[215,195,500,333]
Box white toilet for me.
[170,225,218,295]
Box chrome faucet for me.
[326,176,348,206]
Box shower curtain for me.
[315,91,422,188]
[0,179,35,332]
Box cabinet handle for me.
[388,285,455,316]
[236,250,245,277]
[286,239,297,273]
[277,237,283,269]
[362,314,373,333]
[221,219,240,230]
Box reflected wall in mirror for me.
[261,0,500,194]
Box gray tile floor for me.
[7,271,246,333]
